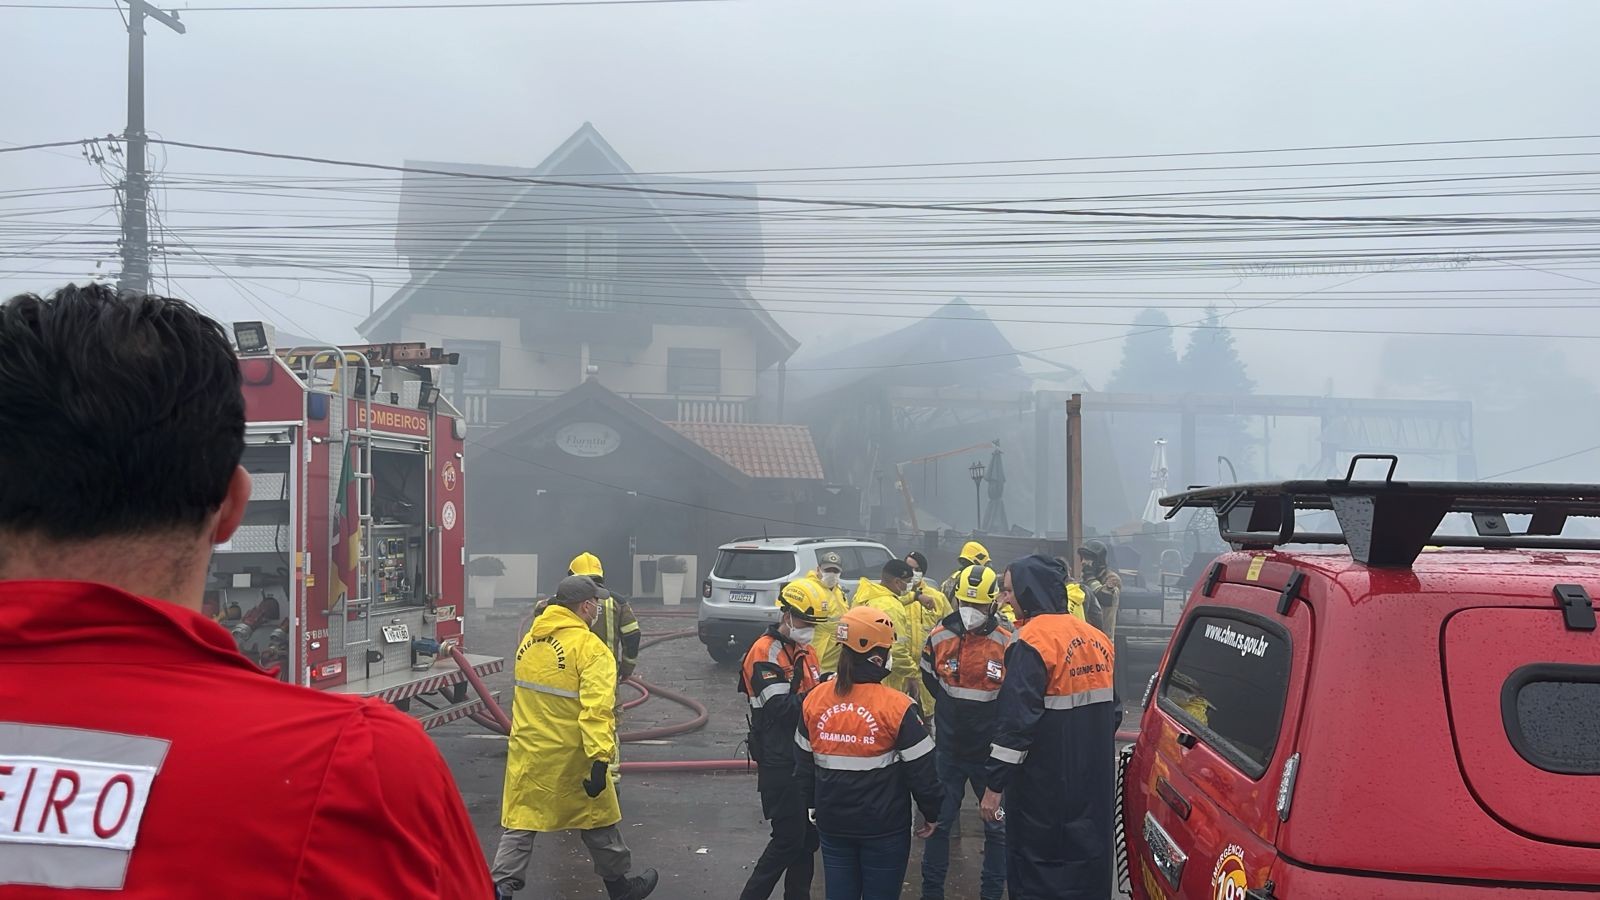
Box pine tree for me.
[1106,308,1182,393]
[1180,306,1255,395]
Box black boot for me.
[604,868,659,900]
[493,880,516,900]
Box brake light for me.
[310,660,344,681]
[702,580,712,599]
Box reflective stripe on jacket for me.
[503,604,621,832]
[920,611,1015,761]
[738,626,821,769]
[987,612,1118,900]
[794,679,943,838]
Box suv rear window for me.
[838,546,892,581]
[1159,612,1291,779]
[713,549,797,582]
[1504,665,1600,775]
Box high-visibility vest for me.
[925,619,1014,702]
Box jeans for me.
[920,751,1006,900]
[739,771,818,900]
[819,829,911,900]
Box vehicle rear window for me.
[713,549,797,582]
[839,546,892,581]
[1159,612,1291,779]
[1504,665,1600,775]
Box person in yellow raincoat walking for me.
[804,550,849,672]
[851,558,920,703]
[491,575,659,900]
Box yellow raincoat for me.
[850,578,918,695]
[904,581,950,716]
[502,604,620,832]
[802,569,849,672]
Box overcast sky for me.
[6,0,1600,476]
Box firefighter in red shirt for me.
[918,564,1014,900]
[0,284,492,897]
[796,606,943,900]
[736,580,826,900]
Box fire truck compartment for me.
[207,441,296,678]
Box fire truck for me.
[204,322,503,729]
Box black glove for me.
[582,759,609,798]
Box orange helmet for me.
[834,606,896,653]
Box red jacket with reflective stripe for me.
[0,581,493,899]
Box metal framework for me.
[1161,454,1600,567]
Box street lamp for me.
[969,460,986,533]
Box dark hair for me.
[881,558,915,581]
[905,550,928,573]
[834,647,861,695]
[0,284,245,539]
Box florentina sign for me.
[555,422,621,458]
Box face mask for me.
[851,651,892,684]
[820,571,840,589]
[910,574,924,590]
[790,625,816,644]
[959,606,990,630]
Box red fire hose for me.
[452,646,512,734]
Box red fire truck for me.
[204,323,503,729]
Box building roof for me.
[361,122,798,361]
[666,422,826,481]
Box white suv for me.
[697,536,894,662]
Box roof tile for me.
[665,422,826,481]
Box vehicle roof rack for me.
[1160,454,1600,568]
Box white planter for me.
[470,575,499,609]
[660,572,686,606]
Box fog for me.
[6,0,1600,512]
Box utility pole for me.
[119,0,185,294]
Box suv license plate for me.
[381,623,411,643]
[729,590,757,604]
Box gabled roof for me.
[361,123,797,360]
[778,297,1028,406]
[471,378,753,488]
[666,422,826,481]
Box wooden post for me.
[1065,393,1083,555]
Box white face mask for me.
[910,573,924,590]
[820,571,841,589]
[959,606,990,630]
[790,625,816,644]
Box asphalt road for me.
[434,599,1136,899]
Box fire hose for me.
[456,615,1136,772]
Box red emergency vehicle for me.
[206,322,502,729]
[1120,457,1600,898]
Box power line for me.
[1479,444,1600,480]
[145,138,1600,226]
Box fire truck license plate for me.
[382,623,411,643]
[729,590,757,604]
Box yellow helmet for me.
[954,564,999,605]
[568,552,604,579]
[778,580,827,624]
[834,606,896,653]
[960,541,991,566]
